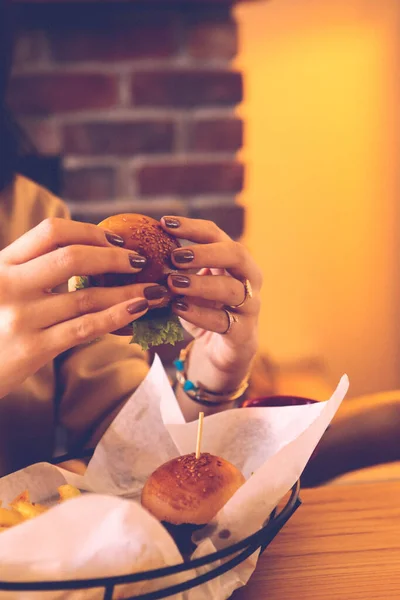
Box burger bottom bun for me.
[111,326,135,337]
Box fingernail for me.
[105,231,125,247]
[171,274,190,288]
[173,249,194,264]
[129,254,147,268]
[163,217,181,229]
[127,298,149,315]
[174,299,189,312]
[144,285,169,301]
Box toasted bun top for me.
[97,213,180,285]
[141,453,245,526]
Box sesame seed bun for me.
[96,214,180,287]
[141,453,245,526]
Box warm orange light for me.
[235,0,400,396]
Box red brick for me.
[187,21,238,61]
[137,161,244,196]
[63,167,116,201]
[13,30,48,68]
[63,121,175,156]
[188,118,243,152]
[50,22,177,63]
[8,74,118,115]
[190,203,245,240]
[20,119,62,155]
[132,71,242,108]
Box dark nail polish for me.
[174,299,189,312]
[173,249,194,264]
[127,298,149,314]
[171,274,190,288]
[144,285,169,301]
[105,232,125,247]
[163,217,181,229]
[129,254,147,268]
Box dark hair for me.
[0,0,20,191]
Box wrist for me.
[175,339,255,407]
[188,337,257,393]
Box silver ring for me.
[231,279,253,309]
[222,308,238,335]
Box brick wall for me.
[9,3,245,240]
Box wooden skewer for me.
[195,412,204,459]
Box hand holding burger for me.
[161,216,262,420]
[0,217,164,400]
[72,213,262,419]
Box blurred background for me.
[9,0,400,401]
[236,0,400,400]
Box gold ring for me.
[222,308,238,335]
[231,279,253,309]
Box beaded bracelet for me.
[174,341,250,407]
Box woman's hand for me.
[0,218,169,399]
[161,216,262,420]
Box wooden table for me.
[233,481,400,600]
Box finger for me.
[189,296,220,310]
[172,297,241,336]
[34,284,169,328]
[161,216,230,244]
[168,274,248,309]
[19,245,147,291]
[170,241,262,289]
[45,297,149,354]
[1,218,124,265]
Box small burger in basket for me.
[72,214,185,351]
[141,452,245,557]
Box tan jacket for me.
[0,176,149,476]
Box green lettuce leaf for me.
[130,312,184,351]
[71,276,183,351]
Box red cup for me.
[241,395,318,408]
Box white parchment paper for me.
[0,355,349,599]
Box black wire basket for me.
[0,452,301,600]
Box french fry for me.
[12,501,48,520]
[58,484,81,502]
[0,484,81,532]
[0,507,24,527]
[32,503,48,514]
[10,490,30,505]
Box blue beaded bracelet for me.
[174,341,250,406]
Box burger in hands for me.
[141,452,245,557]
[73,214,184,350]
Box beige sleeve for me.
[36,186,150,451]
[56,336,149,451]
